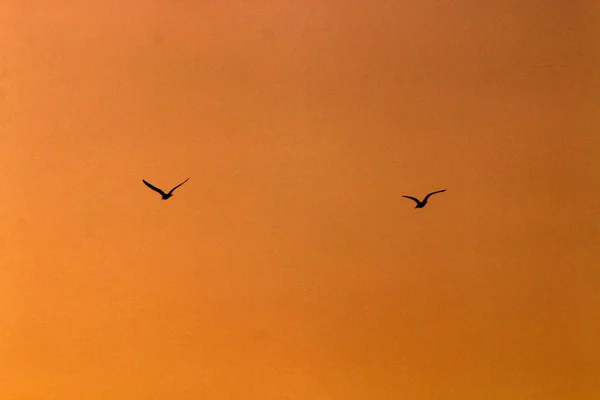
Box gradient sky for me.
[1,1,599,399]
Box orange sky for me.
[1,1,599,399]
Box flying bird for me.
[143,178,189,200]
[403,189,446,208]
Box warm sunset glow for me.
[2,1,599,399]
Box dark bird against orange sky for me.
[402,189,446,208]
[143,178,189,200]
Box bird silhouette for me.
[143,178,189,200]
[403,189,446,208]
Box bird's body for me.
[403,189,446,208]
[143,178,189,200]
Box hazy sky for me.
[1,1,599,399]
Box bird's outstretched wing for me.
[168,177,190,194]
[423,189,446,202]
[402,195,421,204]
[143,179,167,196]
